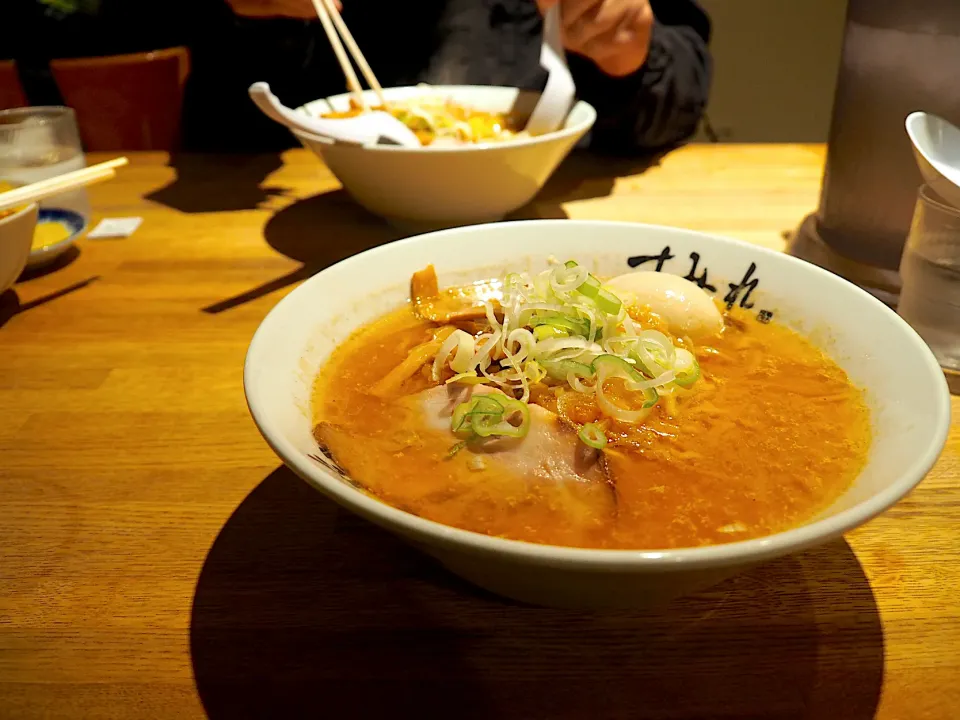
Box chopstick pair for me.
[0,157,128,213]
[310,0,387,109]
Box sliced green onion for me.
[593,354,659,410]
[523,360,548,383]
[433,328,476,380]
[672,348,701,388]
[551,262,589,293]
[443,259,702,425]
[640,386,659,409]
[565,261,601,299]
[474,396,530,438]
[595,384,655,423]
[451,394,531,439]
[445,440,467,459]
[533,325,569,341]
[445,372,487,386]
[593,287,622,315]
[528,312,590,337]
[564,261,622,315]
[541,359,593,383]
[592,354,645,383]
[631,331,676,378]
[578,422,608,450]
[451,394,504,434]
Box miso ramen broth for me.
[321,96,526,147]
[312,262,871,550]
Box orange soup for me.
[312,262,871,550]
[322,97,524,146]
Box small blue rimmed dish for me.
[27,208,88,269]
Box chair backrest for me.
[0,61,28,111]
[50,47,190,151]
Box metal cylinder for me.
[788,0,960,305]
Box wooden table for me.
[1,146,957,719]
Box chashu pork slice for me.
[413,384,606,485]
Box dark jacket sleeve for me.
[569,1,712,155]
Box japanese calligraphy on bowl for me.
[627,244,774,324]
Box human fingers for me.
[562,0,625,50]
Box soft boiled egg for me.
[606,271,723,339]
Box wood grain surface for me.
[1,146,957,719]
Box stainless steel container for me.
[789,0,960,305]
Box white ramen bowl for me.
[294,86,596,229]
[0,202,38,294]
[244,221,951,609]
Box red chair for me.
[0,61,28,111]
[50,47,190,151]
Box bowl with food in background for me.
[294,85,596,230]
[0,195,38,294]
[244,220,950,609]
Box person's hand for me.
[223,0,341,19]
[536,0,654,77]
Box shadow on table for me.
[507,151,666,220]
[0,274,100,329]
[200,152,665,313]
[201,184,577,315]
[146,154,289,214]
[264,189,404,266]
[200,190,404,314]
[17,246,81,282]
[190,466,884,720]
[0,289,18,329]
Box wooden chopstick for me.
[0,170,116,213]
[310,0,367,110]
[9,157,127,198]
[0,157,127,212]
[319,0,387,107]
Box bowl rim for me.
[0,200,38,227]
[293,84,597,154]
[244,219,952,571]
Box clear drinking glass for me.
[897,185,960,389]
[0,106,91,220]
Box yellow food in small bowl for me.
[31,220,71,251]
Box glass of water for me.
[897,185,960,390]
[0,106,91,220]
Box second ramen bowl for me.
[294,85,596,230]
